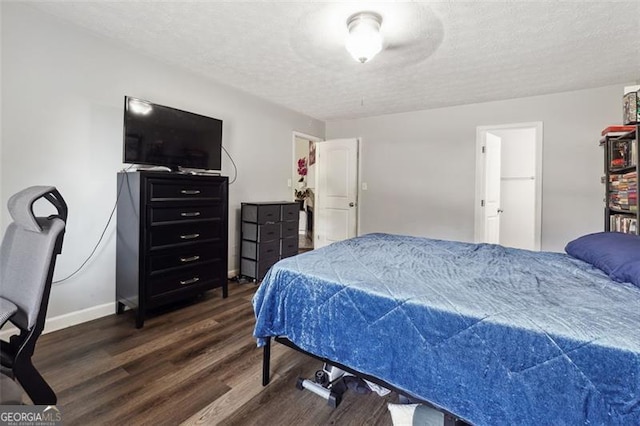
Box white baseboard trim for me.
[44,302,114,334]
[0,273,241,340]
[0,302,114,340]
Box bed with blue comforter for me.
[252,233,640,425]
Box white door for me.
[496,128,537,250]
[483,133,502,244]
[315,138,359,249]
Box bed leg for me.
[262,337,271,386]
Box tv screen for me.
[123,96,223,171]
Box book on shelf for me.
[602,125,635,136]
[609,172,637,185]
[623,92,639,125]
[609,139,638,169]
[609,204,638,212]
[610,214,638,234]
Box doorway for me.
[292,132,322,251]
[474,122,543,250]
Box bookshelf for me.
[602,125,640,234]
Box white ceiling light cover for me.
[345,12,383,63]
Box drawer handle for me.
[180,211,201,217]
[180,277,200,285]
[181,189,201,195]
[266,249,274,253]
[180,255,200,263]
[180,233,200,240]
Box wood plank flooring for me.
[31,282,395,425]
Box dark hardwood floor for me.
[31,282,395,425]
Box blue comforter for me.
[252,233,640,425]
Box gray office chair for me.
[0,186,67,405]
[0,372,24,404]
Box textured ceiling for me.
[29,1,640,121]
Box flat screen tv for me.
[123,96,223,171]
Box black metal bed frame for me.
[261,336,470,426]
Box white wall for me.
[0,3,3,230]
[327,85,626,252]
[1,4,324,322]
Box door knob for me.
[497,209,504,213]
[349,202,355,207]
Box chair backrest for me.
[0,186,67,331]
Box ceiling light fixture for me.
[345,12,383,64]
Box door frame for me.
[292,131,323,192]
[474,122,543,250]
[292,131,323,245]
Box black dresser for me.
[240,202,299,281]
[116,171,228,328]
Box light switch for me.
[362,182,368,190]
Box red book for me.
[602,125,635,136]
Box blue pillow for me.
[565,232,640,288]
[610,261,640,289]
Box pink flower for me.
[297,157,307,176]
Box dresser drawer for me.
[148,262,222,297]
[150,220,222,248]
[242,222,280,242]
[280,220,298,239]
[149,243,225,273]
[240,257,278,281]
[281,203,299,222]
[280,236,299,258]
[149,205,223,224]
[148,179,224,201]
[242,204,281,224]
[241,240,279,261]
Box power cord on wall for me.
[52,165,133,285]
[53,145,238,284]
[222,145,238,184]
